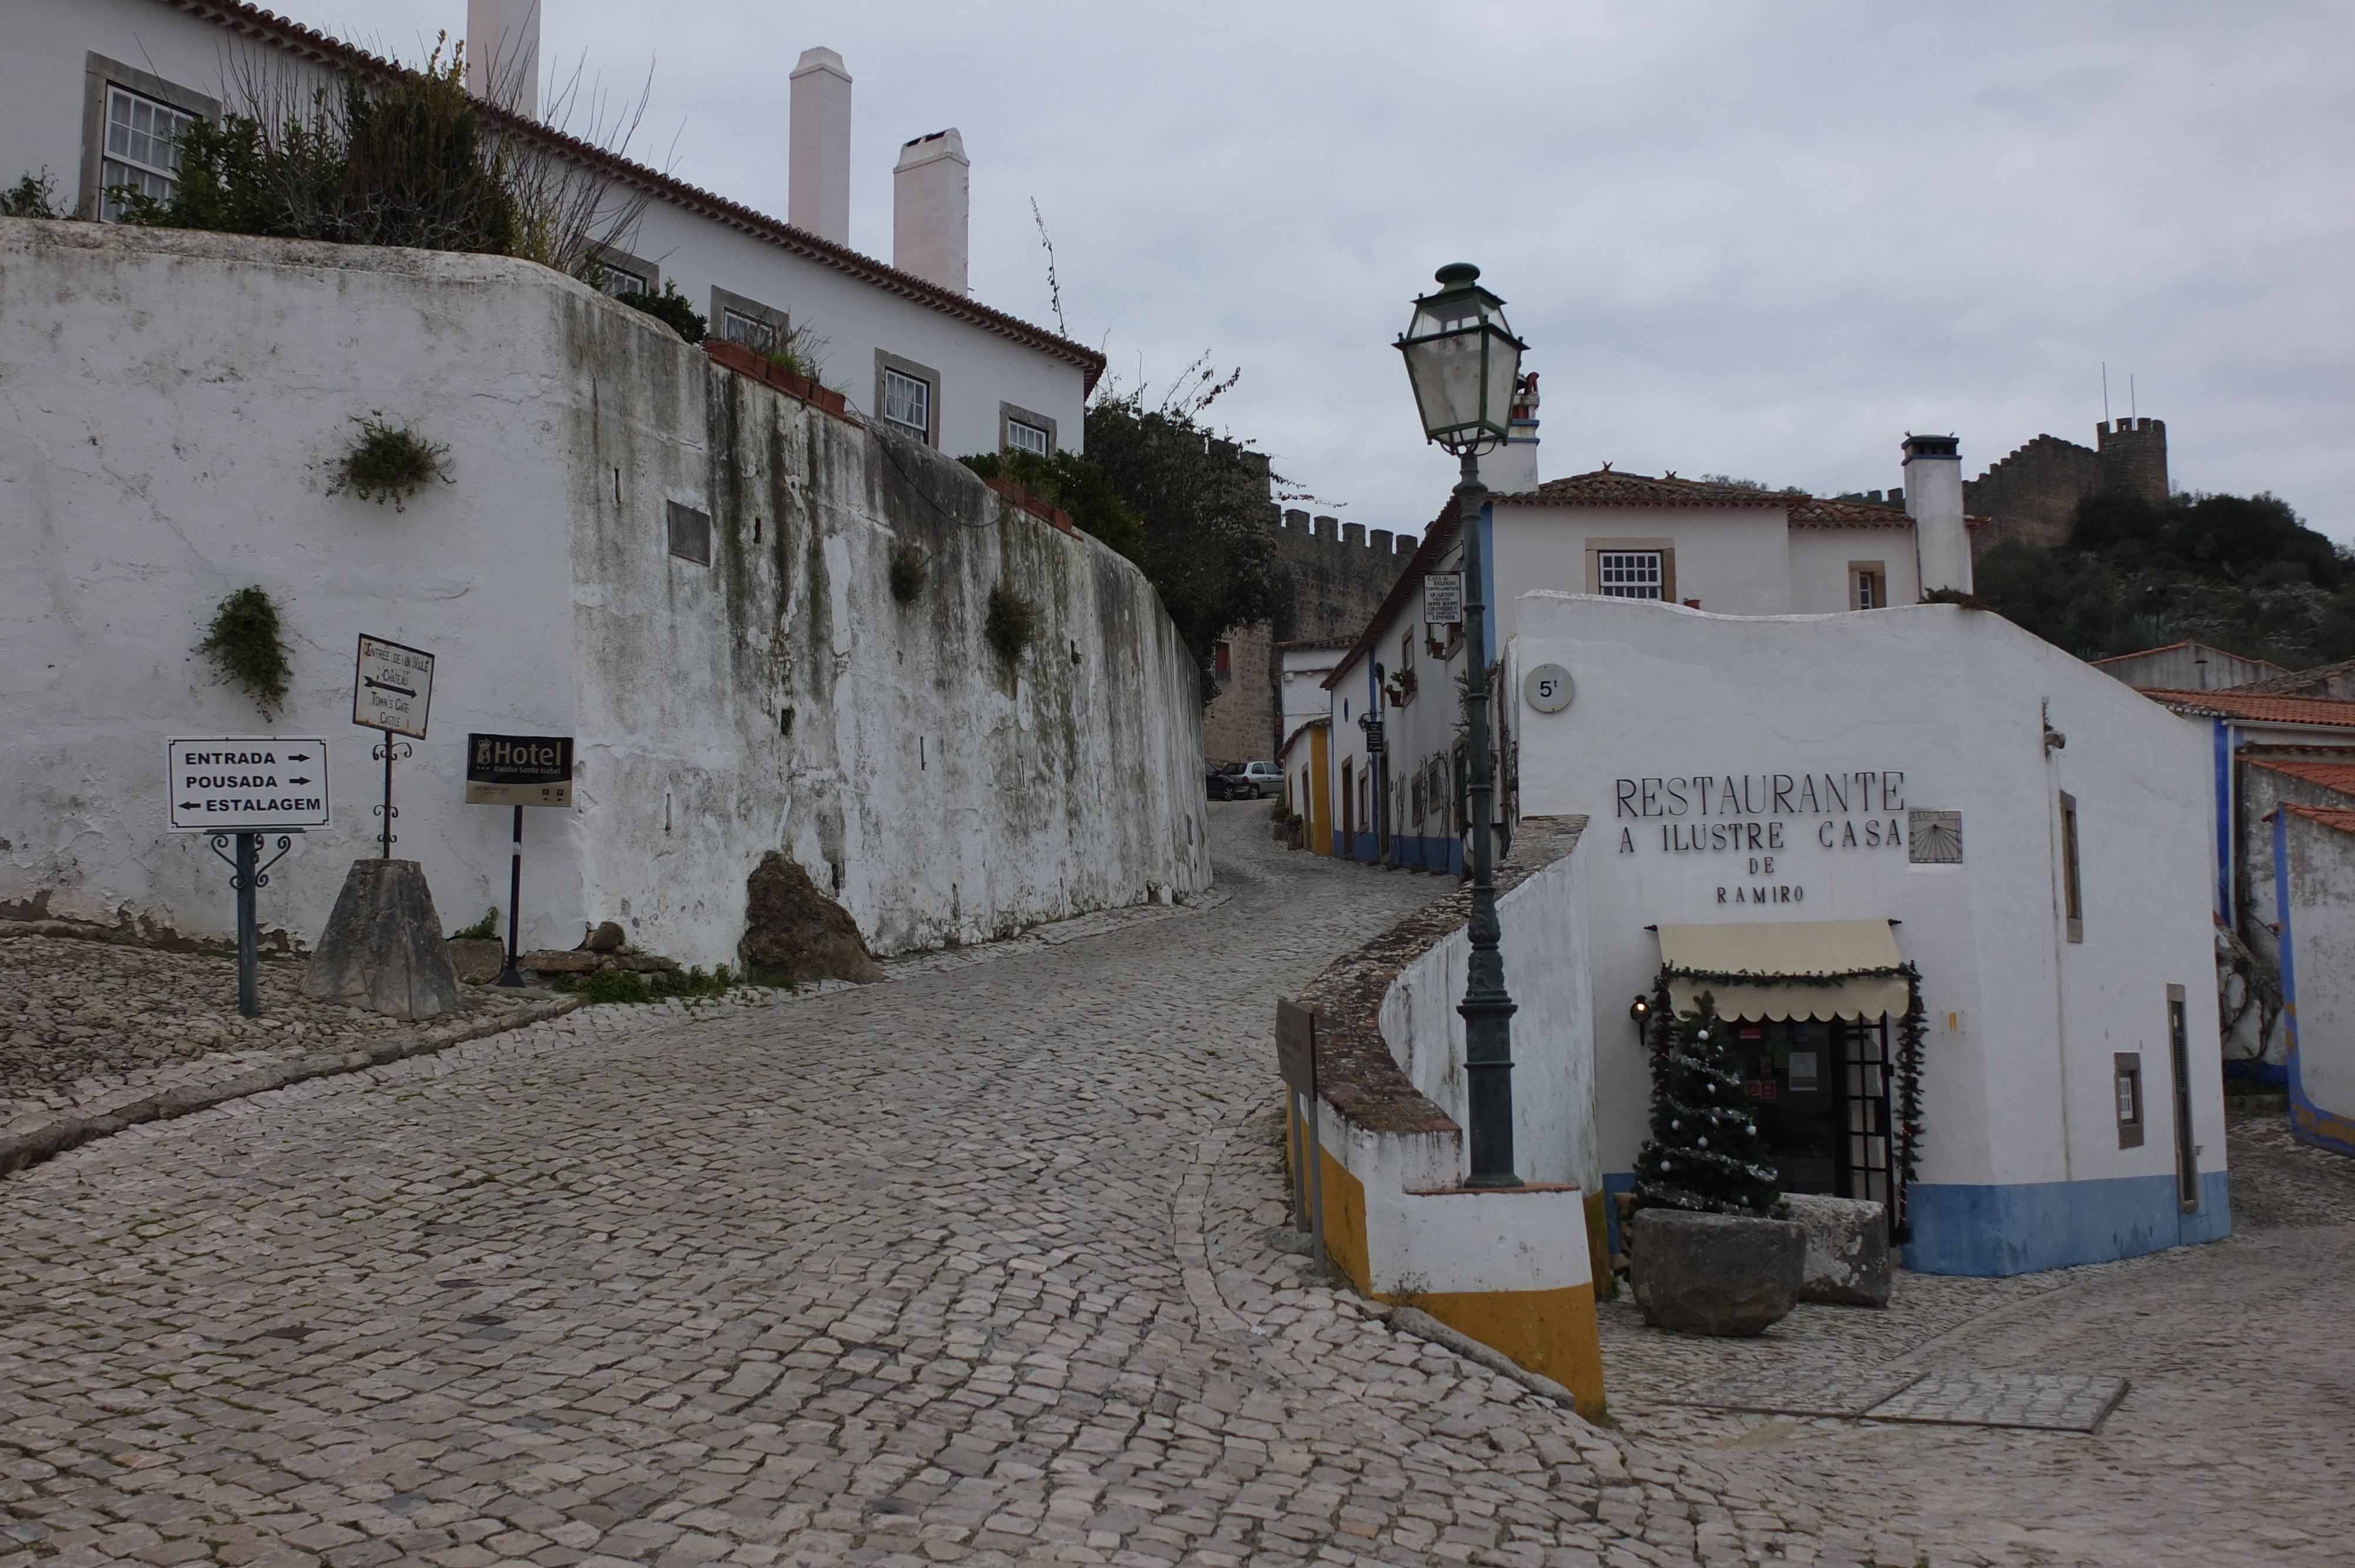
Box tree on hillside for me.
[1972,490,2355,666]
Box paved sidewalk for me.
[3,807,2350,1568]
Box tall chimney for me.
[1482,371,1541,493]
[465,0,540,118]
[788,48,852,246]
[893,129,968,293]
[1903,433,1972,597]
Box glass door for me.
[1738,1015,1903,1240]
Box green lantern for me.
[1394,263,1527,454]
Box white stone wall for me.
[1507,595,2224,1201]
[1375,838,1600,1193]
[0,219,1206,965]
[2280,811,2355,1119]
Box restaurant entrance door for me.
[1735,1015,1900,1235]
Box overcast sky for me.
[314,1,2354,544]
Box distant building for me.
[2091,642,2287,693]
[1965,418,2171,557]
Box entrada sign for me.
[465,733,575,807]
[165,738,331,830]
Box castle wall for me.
[1965,419,2170,558]
[1203,510,1411,763]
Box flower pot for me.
[1628,1207,1804,1336]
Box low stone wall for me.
[1292,816,1605,1417]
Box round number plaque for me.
[1523,663,1574,713]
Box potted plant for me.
[1626,991,1805,1335]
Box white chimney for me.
[465,0,540,119]
[1482,371,1541,493]
[788,48,852,246]
[1903,433,1973,597]
[893,129,969,294]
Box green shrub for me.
[330,418,449,509]
[198,586,293,718]
[985,583,1037,665]
[959,447,1147,564]
[570,962,740,1005]
[615,280,706,343]
[451,908,499,941]
[2,171,58,218]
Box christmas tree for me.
[1630,989,1783,1217]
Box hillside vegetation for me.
[1973,491,2355,667]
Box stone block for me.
[1628,1208,1803,1337]
[739,852,884,984]
[447,938,508,984]
[1782,1194,1892,1307]
[300,860,465,1021]
[521,949,597,974]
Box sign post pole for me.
[352,636,436,860]
[497,805,526,987]
[464,732,575,988]
[170,738,327,1019]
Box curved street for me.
[3,804,2351,1568]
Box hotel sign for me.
[465,733,574,807]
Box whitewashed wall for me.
[0,219,1206,964]
[0,0,1090,459]
[1375,837,1600,1192]
[1510,594,2228,1271]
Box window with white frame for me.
[1597,550,1664,599]
[883,367,932,438]
[1006,417,1051,457]
[102,85,194,218]
[721,307,777,353]
[595,261,651,297]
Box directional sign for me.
[353,634,434,738]
[465,733,575,807]
[165,738,331,831]
[1423,572,1463,627]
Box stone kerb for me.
[1295,815,1605,1417]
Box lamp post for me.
[1395,262,1527,1188]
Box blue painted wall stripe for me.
[2215,719,2233,923]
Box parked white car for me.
[1223,760,1284,799]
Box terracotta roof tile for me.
[2245,759,2355,796]
[158,1,1107,384]
[2279,802,2355,834]
[2141,689,2355,729]
[1494,471,1793,509]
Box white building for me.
[0,0,1099,457]
[1315,434,1975,870]
[1511,596,2228,1276]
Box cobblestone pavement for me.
[4,809,2351,1568]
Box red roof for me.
[2141,689,2355,729]
[1492,471,1981,530]
[158,1,1107,386]
[2279,802,2355,835]
[2246,759,2355,796]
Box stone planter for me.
[1782,1194,1893,1307]
[1628,1208,1805,1336]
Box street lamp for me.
[1396,262,1527,1189]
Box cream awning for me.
[1656,919,1909,1023]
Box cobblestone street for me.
[5,804,2352,1568]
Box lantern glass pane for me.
[1404,327,1488,437]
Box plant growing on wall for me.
[2,170,58,218]
[985,583,1037,665]
[198,586,293,718]
[958,448,1146,565]
[888,543,926,604]
[112,37,652,275]
[614,280,706,343]
[329,417,450,510]
[1629,991,1783,1218]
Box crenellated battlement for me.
[1277,507,1414,557]
[1963,418,2170,557]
